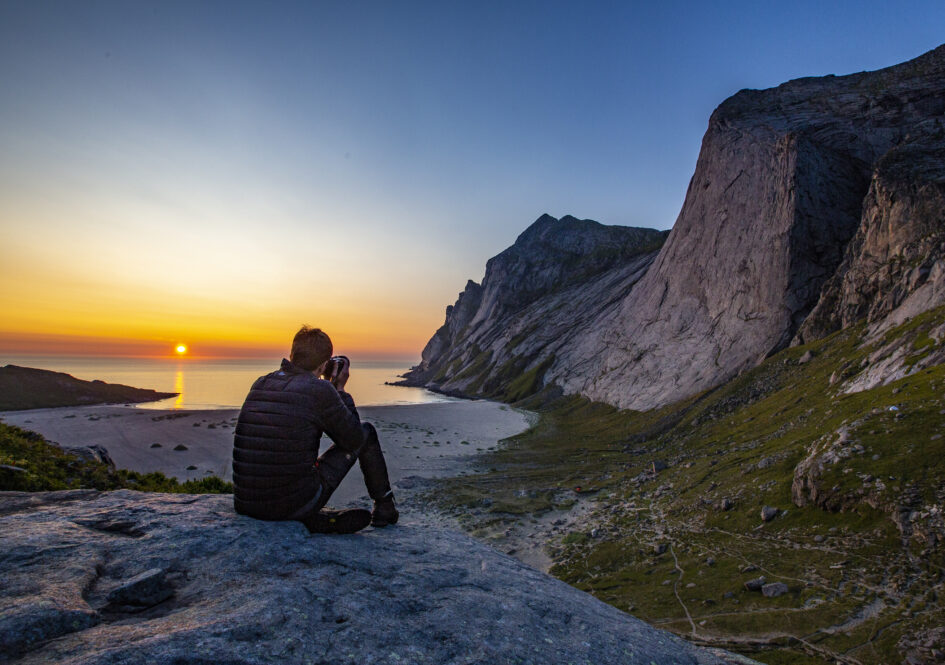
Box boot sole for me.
[306,510,372,534]
[371,515,399,528]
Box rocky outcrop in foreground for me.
[0,490,748,665]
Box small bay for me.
[0,355,452,409]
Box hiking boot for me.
[303,508,372,534]
[371,498,399,527]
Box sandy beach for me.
[0,400,535,507]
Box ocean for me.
[1,355,453,410]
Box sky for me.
[1,1,943,361]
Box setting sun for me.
[175,344,187,355]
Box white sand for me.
[0,400,535,506]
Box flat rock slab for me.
[0,490,749,665]
[761,582,789,598]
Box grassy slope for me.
[0,422,233,494]
[429,306,945,665]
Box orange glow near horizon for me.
[0,329,423,362]
[0,241,444,362]
[0,193,453,363]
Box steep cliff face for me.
[412,44,945,411]
[404,215,667,400]
[562,45,945,410]
[797,141,945,343]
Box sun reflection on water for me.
[173,369,184,409]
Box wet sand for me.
[0,400,535,506]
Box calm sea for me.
[2,356,453,410]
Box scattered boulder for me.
[652,460,668,473]
[897,625,945,665]
[64,445,115,470]
[752,452,790,471]
[106,568,173,609]
[761,582,789,598]
[71,516,144,537]
[744,576,767,592]
[717,497,734,511]
[761,506,779,522]
[172,444,188,451]
[799,351,814,364]
[792,428,860,509]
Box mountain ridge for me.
[402,214,667,401]
[407,43,945,411]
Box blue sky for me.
[1,1,943,357]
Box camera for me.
[323,355,350,381]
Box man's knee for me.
[361,422,382,449]
[317,445,357,493]
[359,422,385,459]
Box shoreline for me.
[0,399,534,509]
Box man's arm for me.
[312,380,365,454]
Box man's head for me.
[290,325,333,371]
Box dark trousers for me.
[311,422,393,511]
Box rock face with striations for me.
[0,490,747,665]
[796,140,945,343]
[402,214,667,401]
[410,44,945,411]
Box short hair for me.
[290,326,333,371]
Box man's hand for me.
[332,360,350,392]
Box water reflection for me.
[0,355,453,409]
[173,369,184,409]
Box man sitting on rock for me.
[233,326,398,534]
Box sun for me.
[175,344,187,355]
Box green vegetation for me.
[0,422,232,494]
[428,306,945,664]
[503,355,556,402]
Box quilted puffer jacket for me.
[232,358,365,520]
